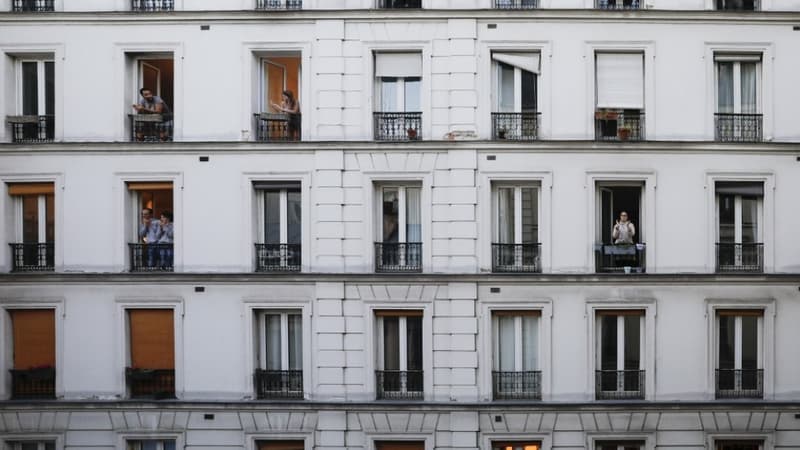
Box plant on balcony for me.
[406,127,418,140]
[497,127,508,139]
[617,127,632,140]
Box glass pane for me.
[717,62,734,113]
[22,195,39,243]
[741,316,758,370]
[601,189,612,244]
[718,316,735,369]
[126,442,141,450]
[497,188,515,244]
[718,194,735,243]
[381,77,398,112]
[406,187,421,242]
[600,315,617,371]
[45,444,56,450]
[624,315,640,371]
[522,316,538,371]
[741,197,758,244]
[45,61,55,116]
[264,191,281,244]
[382,317,400,370]
[521,70,537,112]
[521,188,538,244]
[22,62,38,115]
[404,77,421,112]
[497,316,515,371]
[406,316,423,371]
[288,313,302,370]
[498,63,514,112]
[45,193,55,242]
[740,62,758,114]
[141,442,158,450]
[265,314,282,370]
[382,188,399,242]
[21,444,39,450]
[163,442,176,450]
[287,190,302,244]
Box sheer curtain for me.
[741,197,758,243]
[522,316,538,371]
[499,63,515,112]
[521,188,538,244]
[382,317,400,370]
[717,62,734,113]
[498,316,515,371]
[740,62,758,114]
[288,314,302,370]
[498,188,515,244]
[406,187,422,242]
[265,314,281,370]
[381,78,398,112]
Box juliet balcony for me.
[595,243,646,274]
[494,0,538,9]
[254,113,301,142]
[255,243,301,272]
[716,368,763,399]
[595,109,645,142]
[128,243,174,272]
[595,369,645,400]
[492,370,542,400]
[491,112,540,141]
[375,242,422,273]
[256,0,302,9]
[375,370,423,400]
[596,0,640,9]
[7,115,54,143]
[125,368,175,399]
[492,243,542,273]
[715,113,763,142]
[374,112,422,141]
[254,369,303,399]
[10,368,55,399]
[129,114,174,142]
[131,0,173,11]
[11,0,54,11]
[716,243,763,273]
[9,243,54,272]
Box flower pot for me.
[617,128,631,140]
[497,129,507,139]
[406,128,418,140]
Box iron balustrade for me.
[492,243,542,273]
[374,242,422,273]
[595,243,646,273]
[375,370,423,400]
[254,369,303,399]
[7,115,54,143]
[9,243,54,272]
[492,371,542,400]
[130,114,173,142]
[492,112,540,141]
[10,368,55,399]
[131,0,174,11]
[12,0,54,11]
[378,0,421,7]
[254,113,301,142]
[373,112,422,141]
[494,0,538,9]
[596,0,640,9]
[255,243,301,272]
[595,110,644,141]
[716,243,763,273]
[716,369,763,399]
[716,0,760,10]
[595,370,645,400]
[714,113,763,142]
[256,0,302,8]
[129,243,174,272]
[126,368,175,399]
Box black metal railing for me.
[716,243,763,273]
[126,368,175,399]
[374,112,422,141]
[492,243,541,273]
[256,0,302,9]
[596,0,640,9]
[254,113,301,142]
[131,0,174,11]
[378,0,421,8]
[376,370,423,400]
[9,243,54,272]
[595,243,646,273]
[595,110,645,141]
[716,369,763,399]
[375,242,422,273]
[129,114,173,142]
[10,368,55,399]
[254,369,303,399]
[12,0,54,11]
[128,243,174,272]
[7,115,54,143]
[492,112,540,141]
[595,370,645,400]
[255,243,301,272]
[492,371,541,400]
[716,0,760,10]
[715,113,763,142]
[494,0,538,8]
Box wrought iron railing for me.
[716,0,760,10]
[12,0,54,11]
[595,243,646,273]
[129,114,173,142]
[595,110,645,141]
[126,368,175,399]
[491,112,540,141]
[254,369,303,399]
[128,243,174,272]
[492,243,541,273]
[10,368,55,399]
[256,0,302,9]
[596,0,640,9]
[716,369,763,399]
[378,0,421,8]
[254,113,301,142]
[714,113,763,142]
[492,371,542,400]
[494,0,538,9]
[374,112,422,141]
[375,242,422,273]
[255,243,301,272]
[376,370,423,400]
[595,370,645,400]
[7,115,54,143]
[131,0,174,11]
[9,243,54,272]
[716,243,763,273]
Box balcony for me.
[129,114,173,142]
[11,0,53,11]
[595,370,645,400]
[492,371,542,400]
[595,243,646,273]
[491,112,540,141]
[255,243,301,272]
[254,113,301,142]
[716,368,763,399]
[494,0,538,9]
[9,243,54,272]
[715,113,763,142]
[374,112,422,141]
[716,0,760,10]
[716,243,763,273]
[131,0,173,11]
[10,368,55,399]
[595,109,644,141]
[126,368,175,399]
[375,370,423,400]
[596,0,640,9]
[375,242,422,273]
[254,369,303,399]
[492,243,541,273]
[378,0,421,8]
[7,115,54,143]
[256,0,302,9]
[128,243,173,272]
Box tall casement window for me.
[375,184,422,272]
[595,52,645,141]
[492,183,540,273]
[595,442,643,450]
[255,54,302,141]
[595,182,646,273]
[126,441,176,450]
[7,59,54,143]
[375,310,423,400]
[716,310,763,399]
[254,310,303,399]
[492,311,540,400]
[491,52,540,141]
[596,310,645,400]
[715,441,762,450]
[128,54,174,142]
[127,181,174,272]
[378,0,421,8]
[492,442,540,450]
[126,309,175,399]
[715,54,762,142]
[257,441,305,450]
[715,182,763,272]
[8,309,56,399]
[374,52,422,141]
[5,442,55,450]
[254,181,301,272]
[7,183,54,272]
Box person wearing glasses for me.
[612,211,636,245]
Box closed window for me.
[375,310,423,399]
[254,181,301,271]
[595,52,645,141]
[254,310,303,399]
[374,52,422,141]
[715,182,763,272]
[492,183,540,272]
[596,310,645,399]
[375,184,422,272]
[716,310,763,398]
[126,309,175,399]
[492,311,540,399]
[7,183,54,271]
[715,54,762,142]
[7,58,55,143]
[9,309,56,399]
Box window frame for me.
[256,309,303,371]
[1,436,63,450]
[256,186,302,246]
[491,182,540,246]
[482,434,552,450]
[15,59,53,117]
[491,55,539,113]
[491,311,540,372]
[9,185,54,245]
[714,57,762,115]
[714,311,763,371]
[116,434,183,450]
[595,310,645,397]
[715,186,763,244]
[705,435,772,450]
[376,183,422,244]
[375,313,423,373]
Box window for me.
[595,310,645,400]
[595,52,645,141]
[128,55,174,142]
[254,310,303,399]
[11,0,55,12]
[595,442,643,450]
[7,59,54,143]
[130,0,174,11]
[375,310,423,400]
[126,441,176,450]
[256,441,305,450]
[715,54,762,142]
[127,182,174,272]
[716,0,759,10]
[7,183,54,272]
[492,443,540,450]
[595,183,645,273]
[596,0,640,9]
[494,0,538,9]
[5,442,55,450]
[715,182,763,272]
[126,309,175,399]
[491,52,539,141]
[716,310,763,398]
[254,181,301,272]
[255,0,302,9]
[715,442,762,450]
[491,183,540,272]
[8,309,55,399]
[378,0,421,8]
[492,311,540,400]
[374,52,422,141]
[375,184,422,272]
[255,54,301,141]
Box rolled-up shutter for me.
[127,182,173,191]
[7,183,54,196]
[129,309,174,369]
[253,180,301,191]
[715,181,764,196]
[492,52,541,74]
[596,52,644,109]
[375,53,422,78]
[11,309,55,369]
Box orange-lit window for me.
[127,181,173,239]
[257,441,305,450]
[8,183,54,244]
[596,443,643,450]
[376,442,425,450]
[492,442,541,450]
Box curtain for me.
[382,317,400,370]
[717,62,734,113]
[522,316,538,371]
[287,191,302,244]
[740,316,758,370]
[264,191,280,244]
[741,197,758,243]
[406,316,423,371]
[498,316,515,371]
[498,188,514,244]
[718,316,735,369]
[406,187,422,242]
[623,316,640,371]
[288,314,302,370]
[381,78,398,112]
[264,314,281,370]
[600,316,617,371]
[521,188,538,244]
[740,62,757,114]
[498,63,515,112]
[382,188,399,242]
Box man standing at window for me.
[139,208,162,267]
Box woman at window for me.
[271,90,301,140]
[612,211,636,245]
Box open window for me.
[127,182,174,272]
[714,53,762,142]
[125,309,175,399]
[595,52,645,141]
[253,181,301,272]
[716,309,763,399]
[127,54,174,142]
[491,311,540,400]
[595,182,645,273]
[253,310,303,399]
[6,58,54,143]
[254,53,301,142]
[8,309,56,399]
[375,310,423,400]
[491,182,540,273]
[595,310,645,400]
[375,183,422,272]
[491,52,539,141]
[7,183,54,272]
[374,52,422,141]
[715,181,763,272]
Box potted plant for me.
[406,127,418,140]
[617,127,632,140]
[497,127,508,139]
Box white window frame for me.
[596,181,644,244]
[1,47,62,142]
[377,184,422,244]
[11,191,50,244]
[15,59,53,116]
[715,187,763,244]
[116,434,183,450]
[595,312,645,392]
[6,443,53,450]
[376,314,420,372]
[491,313,540,372]
[587,435,654,450]
[492,182,540,246]
[492,57,538,113]
[256,187,300,245]
[256,309,302,371]
[376,77,420,113]
[715,58,762,114]
[1,436,63,450]
[714,311,764,389]
[706,435,771,450]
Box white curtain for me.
[521,188,537,244]
[740,62,757,114]
[498,316,515,371]
[498,64,515,112]
[288,314,302,370]
[287,191,301,244]
[717,62,734,113]
[381,78,398,112]
[404,78,421,112]
[265,314,281,370]
[498,188,514,244]
[406,187,422,242]
[522,316,538,371]
[596,53,644,109]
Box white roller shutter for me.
[375,52,422,78]
[596,52,644,109]
[491,52,541,74]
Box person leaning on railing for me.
[271,90,301,140]
[156,211,174,269]
[132,87,173,142]
[139,208,162,268]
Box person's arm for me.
[612,222,619,240]
[153,100,164,114]
[629,222,636,238]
